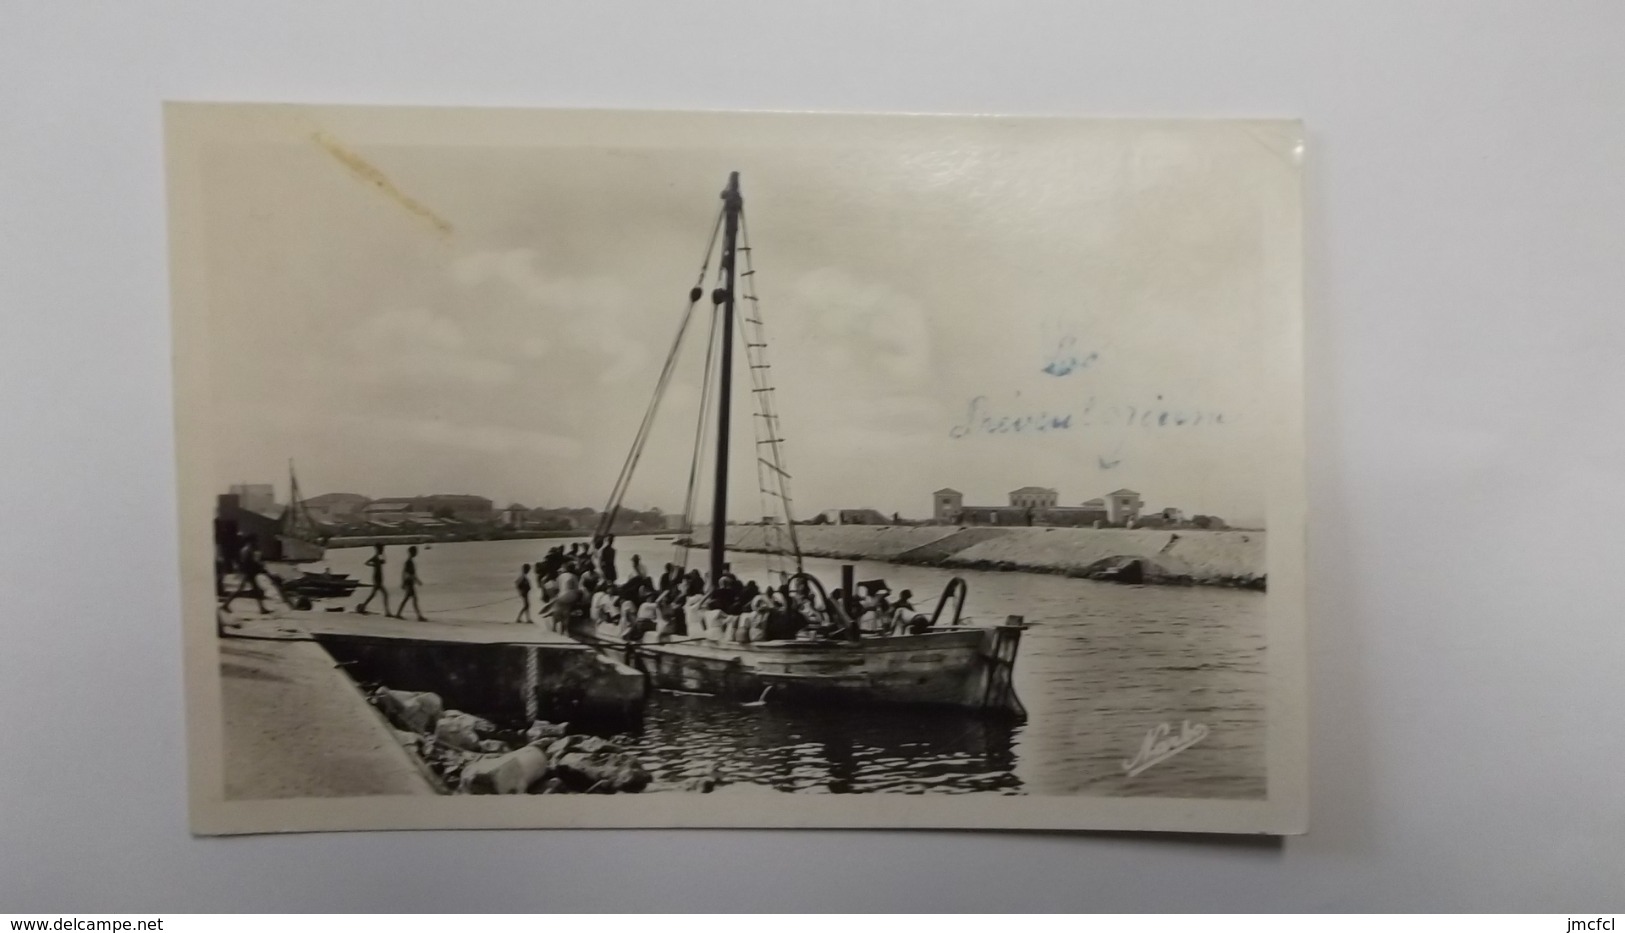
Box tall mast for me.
[286,459,302,535]
[709,171,742,585]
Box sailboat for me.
[272,460,326,564]
[589,173,1025,717]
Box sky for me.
[196,111,1296,527]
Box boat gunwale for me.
[593,624,1009,659]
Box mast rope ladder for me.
[594,176,802,582]
[735,209,803,579]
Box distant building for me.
[1105,488,1144,525]
[934,485,1061,526]
[415,494,494,523]
[362,498,414,524]
[819,508,889,525]
[932,486,1138,527]
[499,504,529,528]
[301,492,369,524]
[358,495,495,525]
[933,488,964,523]
[228,483,277,515]
[1043,504,1109,526]
[527,508,583,531]
[952,505,1030,525]
[216,493,282,556]
[1158,507,1185,523]
[1009,486,1058,509]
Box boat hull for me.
[599,625,1026,718]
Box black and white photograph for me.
[168,103,1306,835]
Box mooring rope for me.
[427,593,522,614]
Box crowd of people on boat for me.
[215,528,941,643]
[514,535,937,644]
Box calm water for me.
[316,535,1266,799]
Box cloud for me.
[870,393,946,422]
[364,414,583,459]
[349,307,517,387]
[451,249,654,384]
[784,267,931,384]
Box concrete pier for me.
[220,607,586,646]
[220,637,436,799]
[221,606,647,728]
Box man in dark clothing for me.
[213,518,240,597]
[355,544,391,616]
[713,572,742,613]
[762,597,802,641]
[620,572,653,604]
[221,542,273,614]
[599,535,618,583]
[514,563,534,624]
[542,547,565,578]
[392,545,426,621]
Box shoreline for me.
[688,524,1267,590]
[324,529,670,549]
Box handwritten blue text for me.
[948,394,1228,439]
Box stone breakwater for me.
[695,524,1266,589]
[370,688,676,795]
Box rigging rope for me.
[676,302,721,570]
[596,207,725,538]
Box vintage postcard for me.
[167,103,1306,835]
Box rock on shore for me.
[367,689,655,795]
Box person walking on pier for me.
[393,545,427,621]
[354,543,392,616]
[515,563,535,624]
[220,541,273,615]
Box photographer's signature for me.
[1122,721,1209,778]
